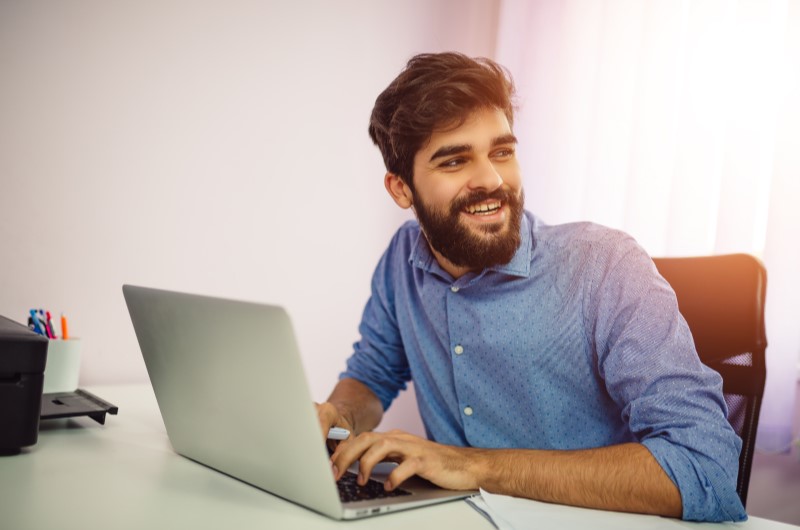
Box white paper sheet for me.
[475,489,687,530]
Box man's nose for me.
[467,159,504,191]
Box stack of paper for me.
[466,489,686,530]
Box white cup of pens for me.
[28,310,81,394]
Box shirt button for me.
[463,406,474,416]
[450,286,460,293]
[454,345,464,355]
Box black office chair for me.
[653,254,767,507]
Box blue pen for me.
[29,309,45,335]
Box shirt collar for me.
[408,213,532,280]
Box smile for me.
[464,200,502,216]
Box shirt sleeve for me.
[339,231,411,411]
[584,232,747,522]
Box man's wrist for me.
[467,447,535,495]
[465,447,495,490]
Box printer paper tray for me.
[40,389,119,425]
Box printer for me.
[0,315,48,455]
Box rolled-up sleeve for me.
[340,233,411,411]
[586,234,747,522]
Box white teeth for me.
[466,201,501,214]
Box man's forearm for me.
[326,378,384,435]
[471,442,682,518]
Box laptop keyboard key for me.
[337,472,411,503]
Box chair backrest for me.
[653,254,767,507]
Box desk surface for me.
[0,384,796,530]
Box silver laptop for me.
[123,284,473,520]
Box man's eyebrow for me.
[492,134,518,147]
[428,134,519,163]
[429,144,472,163]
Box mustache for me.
[449,187,517,215]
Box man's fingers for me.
[330,431,423,486]
[316,402,343,441]
[385,457,423,491]
[330,435,365,481]
[353,436,399,485]
[331,431,386,482]
[331,429,477,492]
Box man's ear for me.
[384,172,413,209]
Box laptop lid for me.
[122,285,472,520]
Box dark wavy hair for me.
[368,52,516,191]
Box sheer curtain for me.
[495,0,800,452]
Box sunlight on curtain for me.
[495,0,800,452]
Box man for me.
[317,52,746,522]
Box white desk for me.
[0,384,796,530]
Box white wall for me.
[0,0,499,433]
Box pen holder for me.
[43,339,81,394]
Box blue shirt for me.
[341,211,746,522]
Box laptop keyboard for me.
[337,472,411,503]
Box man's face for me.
[409,107,524,272]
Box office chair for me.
[653,254,767,508]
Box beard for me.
[413,187,524,271]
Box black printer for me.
[0,315,48,455]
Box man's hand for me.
[329,429,482,492]
[315,401,354,441]
[316,378,384,444]
[329,429,682,518]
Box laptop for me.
[122,284,473,520]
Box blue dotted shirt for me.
[341,211,746,522]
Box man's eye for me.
[494,148,515,159]
[440,157,466,168]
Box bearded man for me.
[317,52,746,523]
